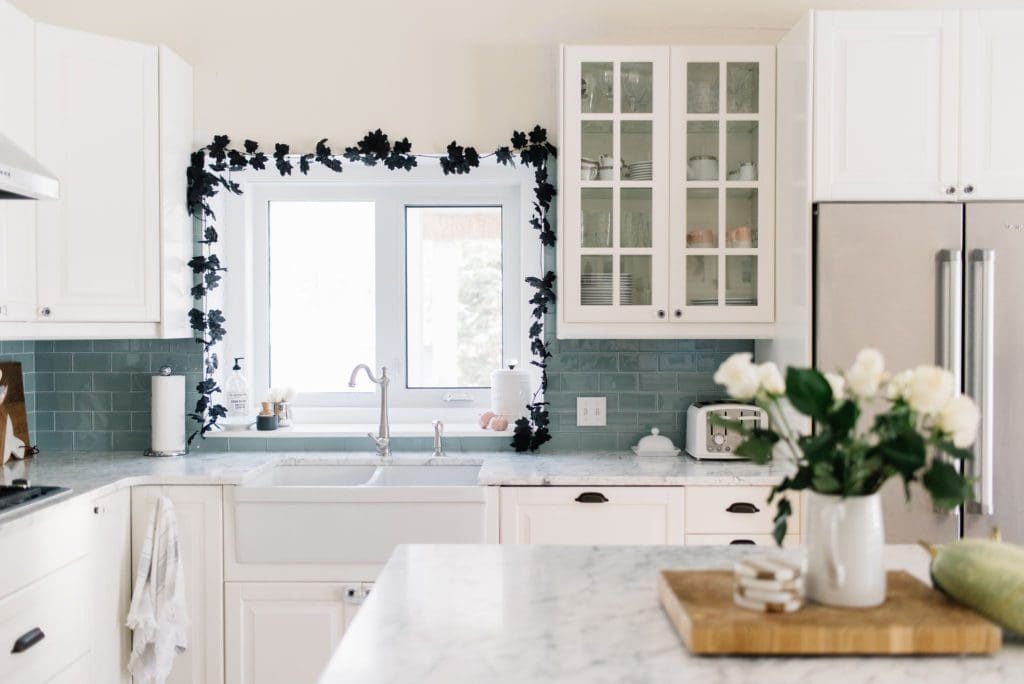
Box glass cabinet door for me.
[563,47,670,323]
[670,47,774,323]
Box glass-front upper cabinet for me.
[670,47,775,323]
[562,46,670,324]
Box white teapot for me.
[687,155,718,181]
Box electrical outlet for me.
[576,397,607,427]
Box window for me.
[226,162,535,420]
[406,206,503,388]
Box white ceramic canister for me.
[805,490,886,607]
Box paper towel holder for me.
[144,365,189,458]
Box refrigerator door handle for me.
[936,249,963,387]
[966,249,996,516]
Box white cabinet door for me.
[225,582,366,684]
[959,11,1024,200]
[499,487,684,544]
[813,11,960,201]
[561,46,671,325]
[88,489,131,684]
[35,23,160,322]
[0,0,36,321]
[132,486,224,684]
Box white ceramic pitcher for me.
[805,490,887,607]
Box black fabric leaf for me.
[494,146,514,166]
[243,139,259,154]
[511,130,528,149]
[274,143,293,175]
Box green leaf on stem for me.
[772,497,792,546]
[826,399,859,436]
[799,432,838,465]
[922,459,972,510]
[874,429,926,479]
[931,438,974,461]
[733,429,779,464]
[785,367,833,421]
[811,461,842,494]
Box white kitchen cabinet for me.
[559,44,775,338]
[35,23,160,323]
[0,15,193,338]
[683,485,801,545]
[813,11,960,202]
[499,486,684,545]
[88,488,131,684]
[815,10,1024,202]
[225,582,369,684]
[132,486,224,684]
[959,11,1024,200]
[0,0,37,322]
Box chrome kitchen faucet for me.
[348,364,391,458]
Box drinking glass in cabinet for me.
[686,255,719,306]
[725,189,757,248]
[621,62,653,114]
[620,188,652,248]
[686,189,718,249]
[620,120,652,181]
[582,121,613,177]
[725,255,757,305]
[581,62,613,114]
[581,188,613,248]
[620,255,652,306]
[686,121,718,181]
[581,255,613,306]
[726,121,758,181]
[687,62,719,114]
[726,63,759,114]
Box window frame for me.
[217,159,542,423]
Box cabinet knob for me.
[0,304,7,316]
[945,186,956,195]
[40,307,51,317]
[964,184,975,194]
[674,309,682,318]
[656,309,666,319]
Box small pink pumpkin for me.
[489,416,509,432]
[479,411,496,429]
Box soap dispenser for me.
[225,357,250,422]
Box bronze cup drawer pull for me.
[574,492,609,503]
[725,502,760,514]
[729,539,757,545]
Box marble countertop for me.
[320,544,1023,684]
[0,449,787,526]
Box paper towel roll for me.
[150,373,186,455]
[490,369,531,419]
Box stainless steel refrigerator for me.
[815,203,1024,544]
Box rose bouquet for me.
[713,349,978,545]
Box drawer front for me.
[684,486,800,535]
[685,533,802,547]
[500,487,684,545]
[0,559,89,683]
[0,498,89,599]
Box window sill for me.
[205,423,510,439]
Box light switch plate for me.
[576,397,607,427]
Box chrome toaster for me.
[685,402,766,460]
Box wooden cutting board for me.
[658,570,1001,655]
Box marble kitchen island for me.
[319,544,1023,684]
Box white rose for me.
[825,372,846,402]
[906,365,954,415]
[936,395,980,448]
[846,348,886,397]
[714,353,760,400]
[757,362,786,396]
[887,369,913,401]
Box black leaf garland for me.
[185,128,557,451]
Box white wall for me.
[13,0,1024,150]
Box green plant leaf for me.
[930,438,974,461]
[772,497,792,546]
[799,432,837,465]
[874,429,926,479]
[811,461,842,494]
[826,399,859,436]
[769,468,813,503]
[785,367,833,420]
[922,459,972,510]
[734,432,778,464]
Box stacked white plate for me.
[627,161,652,181]
[581,273,633,305]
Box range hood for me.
[0,132,59,200]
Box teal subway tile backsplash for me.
[2,330,750,453]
